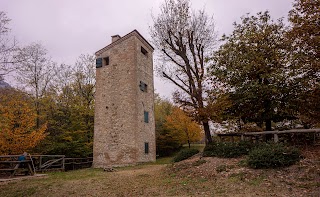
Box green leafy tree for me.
[287,0,320,127]
[34,54,95,157]
[288,0,319,79]
[211,11,296,131]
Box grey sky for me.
[1,0,294,98]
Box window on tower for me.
[144,111,149,123]
[144,142,149,154]
[104,56,109,66]
[139,81,148,92]
[96,58,102,68]
[141,46,148,56]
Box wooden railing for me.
[64,157,93,171]
[30,155,65,172]
[0,155,35,177]
[1,155,93,175]
[217,128,320,143]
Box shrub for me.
[247,143,301,169]
[203,141,254,158]
[173,148,199,162]
[156,130,182,157]
[43,141,92,158]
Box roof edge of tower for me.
[95,29,154,56]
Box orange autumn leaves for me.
[0,89,46,155]
[164,107,202,148]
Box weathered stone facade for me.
[93,30,156,167]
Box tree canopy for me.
[287,0,320,127]
[165,107,202,148]
[210,11,297,130]
[0,88,46,155]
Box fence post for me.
[274,134,279,143]
[39,156,42,171]
[62,156,65,171]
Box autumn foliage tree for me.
[0,88,46,155]
[154,94,180,156]
[165,107,202,148]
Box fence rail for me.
[0,155,93,173]
[64,157,93,171]
[217,128,320,143]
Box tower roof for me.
[95,30,154,56]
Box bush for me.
[203,141,254,158]
[44,141,92,158]
[173,148,199,162]
[247,143,301,169]
[156,130,182,157]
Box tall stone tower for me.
[93,30,156,167]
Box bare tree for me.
[73,54,96,108]
[0,11,18,77]
[150,0,216,143]
[73,54,96,143]
[15,43,55,128]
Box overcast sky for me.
[1,0,294,98]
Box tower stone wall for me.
[93,30,156,167]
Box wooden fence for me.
[32,155,65,172]
[0,155,93,173]
[217,128,320,143]
[64,157,93,171]
[0,155,35,177]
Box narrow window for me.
[144,111,149,123]
[144,142,149,154]
[96,58,102,68]
[139,81,147,92]
[104,56,109,66]
[141,46,148,56]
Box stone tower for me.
[93,30,156,167]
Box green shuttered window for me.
[96,58,102,68]
[144,111,149,123]
[139,81,147,92]
[145,142,149,154]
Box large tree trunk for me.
[203,121,213,144]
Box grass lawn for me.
[155,143,205,165]
[0,144,318,197]
[1,165,198,197]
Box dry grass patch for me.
[0,146,319,197]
